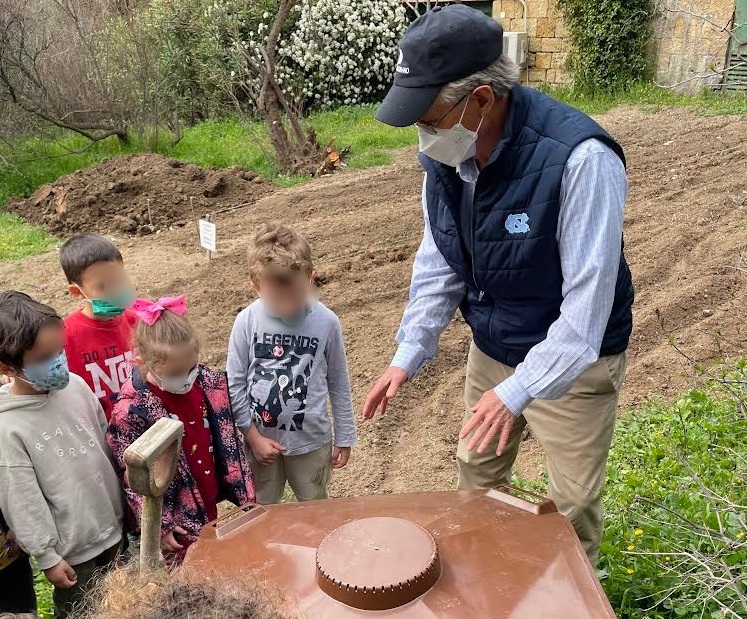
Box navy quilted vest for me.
[421,86,634,367]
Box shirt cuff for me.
[390,342,426,378]
[334,438,358,448]
[36,547,63,571]
[234,410,254,435]
[494,374,533,417]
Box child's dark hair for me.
[60,233,123,285]
[71,564,298,619]
[0,291,62,369]
[135,310,199,369]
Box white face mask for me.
[152,365,199,395]
[417,100,484,167]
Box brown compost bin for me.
[184,485,617,618]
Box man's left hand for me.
[459,390,516,456]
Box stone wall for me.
[653,1,736,91]
[491,0,572,87]
[490,0,736,92]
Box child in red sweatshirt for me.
[60,234,137,421]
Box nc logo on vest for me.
[505,213,530,234]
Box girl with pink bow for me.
[106,294,255,566]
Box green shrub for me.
[516,363,746,618]
[95,0,408,124]
[95,0,286,126]
[557,0,654,93]
[600,369,747,618]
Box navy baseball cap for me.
[376,5,504,127]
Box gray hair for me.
[437,55,521,104]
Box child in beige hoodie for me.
[0,291,123,619]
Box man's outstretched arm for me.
[364,176,466,419]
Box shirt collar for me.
[455,133,509,183]
[456,157,479,183]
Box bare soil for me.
[5,154,275,236]
[2,106,746,496]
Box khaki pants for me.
[249,443,332,505]
[457,343,626,565]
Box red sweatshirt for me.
[64,309,137,420]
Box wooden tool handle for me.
[124,417,184,571]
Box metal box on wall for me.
[503,31,528,68]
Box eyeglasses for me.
[416,94,469,135]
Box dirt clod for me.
[112,215,138,234]
[5,153,274,236]
[203,172,227,198]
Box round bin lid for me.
[316,517,441,611]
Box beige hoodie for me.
[0,373,123,570]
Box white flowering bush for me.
[97,0,408,123]
[278,0,407,108]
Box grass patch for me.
[0,136,144,207]
[546,82,747,116]
[0,212,56,260]
[2,88,746,261]
[167,105,416,184]
[517,364,747,619]
[0,105,417,208]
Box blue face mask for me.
[19,351,70,392]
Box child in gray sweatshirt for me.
[0,291,123,619]
[227,223,357,505]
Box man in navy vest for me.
[363,5,634,564]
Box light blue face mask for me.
[82,286,137,318]
[18,351,70,392]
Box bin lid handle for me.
[213,503,268,539]
[487,484,558,515]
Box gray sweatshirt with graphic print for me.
[227,300,357,456]
[0,373,123,570]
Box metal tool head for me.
[124,417,184,497]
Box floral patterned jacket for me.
[107,365,255,559]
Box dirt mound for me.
[5,153,274,236]
[1,107,746,497]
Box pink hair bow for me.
[131,294,188,326]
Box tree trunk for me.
[263,87,295,171]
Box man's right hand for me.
[246,429,284,466]
[363,367,409,420]
[44,559,77,589]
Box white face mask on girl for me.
[152,365,199,395]
[417,100,484,168]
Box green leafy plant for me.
[34,568,54,619]
[600,368,747,618]
[516,362,747,618]
[556,0,654,93]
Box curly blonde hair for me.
[247,223,313,286]
[71,564,298,619]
